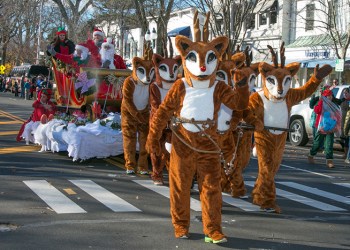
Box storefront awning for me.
[285,58,350,68]
[253,0,276,13]
[167,26,191,38]
[286,34,348,48]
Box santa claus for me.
[100,38,116,69]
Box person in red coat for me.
[17,89,56,145]
[46,27,75,57]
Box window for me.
[259,12,267,26]
[125,43,131,59]
[270,0,278,24]
[133,42,138,58]
[305,4,315,31]
[328,0,338,28]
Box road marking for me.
[70,180,141,212]
[280,164,335,179]
[246,181,346,211]
[0,131,20,136]
[222,192,261,212]
[278,182,350,205]
[0,110,26,122]
[23,180,86,214]
[63,188,77,195]
[133,179,202,211]
[0,121,23,125]
[334,183,350,188]
[0,146,39,154]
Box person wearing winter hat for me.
[17,88,56,145]
[308,88,339,168]
[46,27,75,57]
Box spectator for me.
[330,79,339,90]
[30,82,36,100]
[14,81,19,97]
[20,76,25,98]
[24,79,31,100]
[308,89,341,168]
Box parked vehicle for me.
[289,85,349,146]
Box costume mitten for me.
[314,64,332,80]
[146,137,161,156]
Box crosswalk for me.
[22,179,350,214]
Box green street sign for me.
[335,59,344,72]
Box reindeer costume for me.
[218,47,261,198]
[248,42,332,213]
[121,43,154,174]
[150,40,182,185]
[147,11,249,243]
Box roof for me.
[286,34,348,48]
[253,0,276,13]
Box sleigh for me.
[51,58,131,119]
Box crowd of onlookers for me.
[0,75,52,100]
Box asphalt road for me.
[0,91,349,250]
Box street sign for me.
[0,65,6,74]
[335,59,344,72]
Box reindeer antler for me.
[203,12,210,42]
[193,10,201,42]
[244,46,252,67]
[168,36,174,58]
[280,41,286,68]
[267,45,278,68]
[235,45,241,54]
[143,40,153,60]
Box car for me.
[288,85,349,146]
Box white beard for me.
[73,50,88,61]
[100,48,116,69]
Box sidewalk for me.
[0,91,35,103]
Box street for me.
[0,92,349,250]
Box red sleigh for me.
[51,59,131,119]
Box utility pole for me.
[36,0,44,65]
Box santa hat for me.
[93,27,105,38]
[101,37,114,49]
[56,27,67,35]
[75,43,89,54]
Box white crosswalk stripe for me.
[246,181,346,211]
[23,180,86,214]
[278,182,350,205]
[24,179,350,214]
[70,179,141,212]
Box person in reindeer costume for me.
[150,39,182,186]
[248,42,332,213]
[147,11,249,244]
[121,42,155,175]
[218,46,261,198]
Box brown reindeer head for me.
[132,41,155,85]
[175,10,228,88]
[259,42,300,100]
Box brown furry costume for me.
[147,11,249,242]
[150,48,182,184]
[121,43,154,173]
[247,43,332,213]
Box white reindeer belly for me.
[180,79,217,132]
[217,103,232,132]
[259,91,289,135]
[133,82,149,110]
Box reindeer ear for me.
[132,57,142,68]
[259,62,275,77]
[210,36,229,57]
[231,52,245,69]
[152,54,164,66]
[285,62,301,76]
[251,62,260,76]
[175,35,193,57]
[174,55,182,66]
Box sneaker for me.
[345,159,350,164]
[126,170,135,175]
[204,235,227,244]
[307,154,315,164]
[178,234,189,239]
[261,207,276,213]
[326,159,334,168]
[153,180,164,186]
[139,171,149,175]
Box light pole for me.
[36,0,44,65]
[150,27,157,49]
